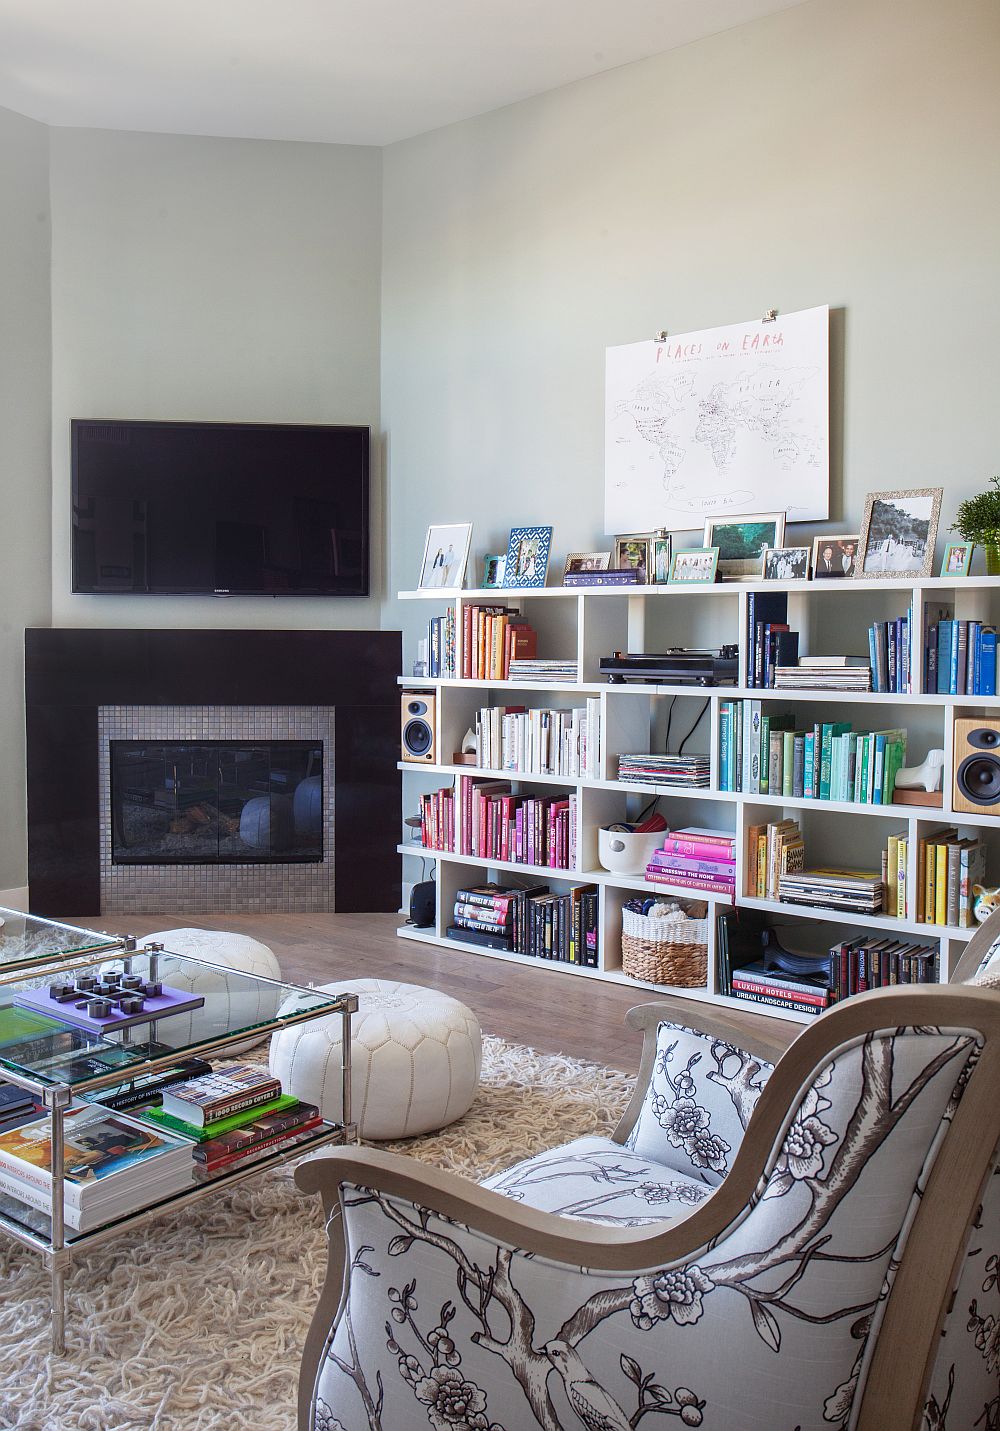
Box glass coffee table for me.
[0,909,357,1352]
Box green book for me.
[858,735,871,804]
[141,1093,299,1143]
[781,731,796,798]
[760,714,770,794]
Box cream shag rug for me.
[0,1038,633,1431]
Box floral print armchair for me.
[296,985,1000,1431]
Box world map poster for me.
[604,305,829,533]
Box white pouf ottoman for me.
[137,927,283,1053]
[269,978,482,1140]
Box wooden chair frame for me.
[296,985,1000,1431]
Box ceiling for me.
[0,0,807,147]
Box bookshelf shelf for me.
[397,575,1000,1018]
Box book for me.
[141,1092,302,1142]
[158,1064,281,1128]
[192,1102,321,1164]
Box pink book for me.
[646,868,736,897]
[660,835,736,862]
[650,854,736,879]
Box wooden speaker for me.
[401,692,436,763]
[953,718,1000,814]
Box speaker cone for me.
[403,719,433,757]
[957,753,1000,805]
[968,727,1000,750]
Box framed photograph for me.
[812,535,860,579]
[563,551,611,580]
[762,546,810,582]
[670,546,720,584]
[614,534,653,579]
[856,489,944,579]
[418,523,473,591]
[481,554,506,589]
[502,526,553,588]
[940,541,974,578]
[652,531,673,585]
[703,513,785,581]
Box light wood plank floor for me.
[62,912,796,1073]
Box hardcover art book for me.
[158,1063,281,1127]
[0,1107,190,1194]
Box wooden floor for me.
[63,912,796,1073]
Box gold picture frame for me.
[856,489,944,580]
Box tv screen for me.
[71,419,369,596]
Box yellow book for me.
[897,838,908,919]
[757,833,767,899]
[934,843,951,925]
[745,824,764,897]
[886,835,899,918]
[923,839,935,923]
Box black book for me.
[446,925,512,951]
[0,1080,35,1117]
[746,592,788,688]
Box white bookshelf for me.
[396,577,1000,1022]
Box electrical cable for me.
[678,698,711,754]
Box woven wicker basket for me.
[621,900,709,987]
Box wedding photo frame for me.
[856,488,943,579]
[482,554,506,589]
[502,526,552,588]
[418,523,473,591]
[704,513,785,581]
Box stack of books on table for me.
[617,753,711,789]
[0,1079,45,1135]
[646,828,736,897]
[773,656,872,692]
[778,867,884,915]
[507,659,579,684]
[138,1063,322,1180]
[0,1106,193,1232]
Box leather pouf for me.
[239,794,293,852]
[269,978,482,1140]
[137,927,283,1054]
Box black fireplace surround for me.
[25,628,401,915]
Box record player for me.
[600,646,739,686]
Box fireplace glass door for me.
[110,741,323,864]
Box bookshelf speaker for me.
[401,692,436,763]
[953,718,1000,813]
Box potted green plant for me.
[952,477,1000,575]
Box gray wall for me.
[381,0,1000,643]
[0,106,51,890]
[49,128,383,629]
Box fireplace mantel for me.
[25,628,401,916]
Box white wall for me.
[49,128,384,628]
[381,0,1000,638]
[0,105,51,889]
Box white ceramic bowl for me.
[598,827,665,876]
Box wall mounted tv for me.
[71,419,370,596]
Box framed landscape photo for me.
[670,546,720,584]
[856,488,943,579]
[613,534,652,580]
[502,526,552,588]
[762,546,810,581]
[704,513,785,581]
[811,534,860,579]
[940,541,974,577]
[563,551,611,580]
[418,523,473,591]
[481,553,506,589]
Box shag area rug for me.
[0,1038,633,1431]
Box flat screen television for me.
[71,419,370,596]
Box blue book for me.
[719,703,732,791]
[746,592,788,688]
[803,732,815,798]
[949,622,961,695]
[936,620,952,695]
[968,622,981,694]
[868,626,879,691]
[982,629,998,696]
